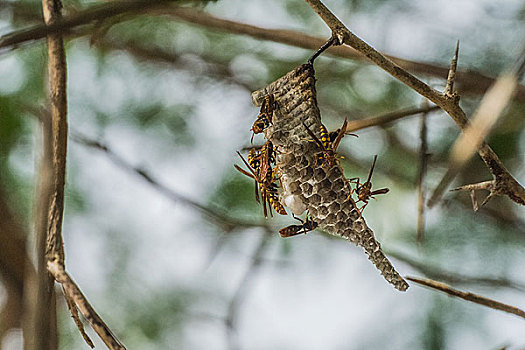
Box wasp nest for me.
[252,64,409,292]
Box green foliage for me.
[208,171,261,216]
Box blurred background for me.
[1,0,525,349]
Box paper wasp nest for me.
[252,64,409,291]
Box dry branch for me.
[4,4,525,101]
[303,0,525,207]
[388,252,525,292]
[161,8,525,100]
[36,1,126,348]
[406,276,525,320]
[94,38,255,91]
[48,261,125,349]
[344,105,439,133]
[0,1,177,50]
[429,46,525,206]
[42,0,67,266]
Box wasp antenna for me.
[237,151,256,175]
[302,122,325,150]
[366,155,378,183]
[332,118,348,151]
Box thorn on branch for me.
[451,180,498,209]
[444,40,460,99]
[469,189,479,212]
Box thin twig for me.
[303,0,525,207]
[71,132,265,231]
[416,102,429,243]
[388,251,525,292]
[406,276,525,320]
[47,261,125,349]
[226,231,272,350]
[94,37,255,91]
[0,1,179,51]
[63,292,94,348]
[344,105,440,133]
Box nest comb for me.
[251,63,409,292]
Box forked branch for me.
[429,45,525,206]
[38,0,126,348]
[303,0,525,207]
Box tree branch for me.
[35,1,126,348]
[71,132,266,231]
[47,261,124,349]
[303,0,525,207]
[406,276,525,320]
[23,0,68,348]
[0,1,178,51]
[42,0,67,269]
[388,251,525,292]
[429,45,525,206]
[4,4,525,101]
[344,105,440,133]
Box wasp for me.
[279,214,318,238]
[302,118,348,169]
[328,128,358,144]
[349,155,389,213]
[234,151,286,218]
[248,148,261,173]
[257,140,276,181]
[251,94,278,143]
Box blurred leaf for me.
[209,172,260,215]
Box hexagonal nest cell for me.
[251,63,408,292]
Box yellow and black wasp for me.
[251,94,277,143]
[279,214,318,238]
[349,155,390,213]
[234,149,286,218]
[328,127,358,144]
[302,118,349,169]
[257,140,275,181]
